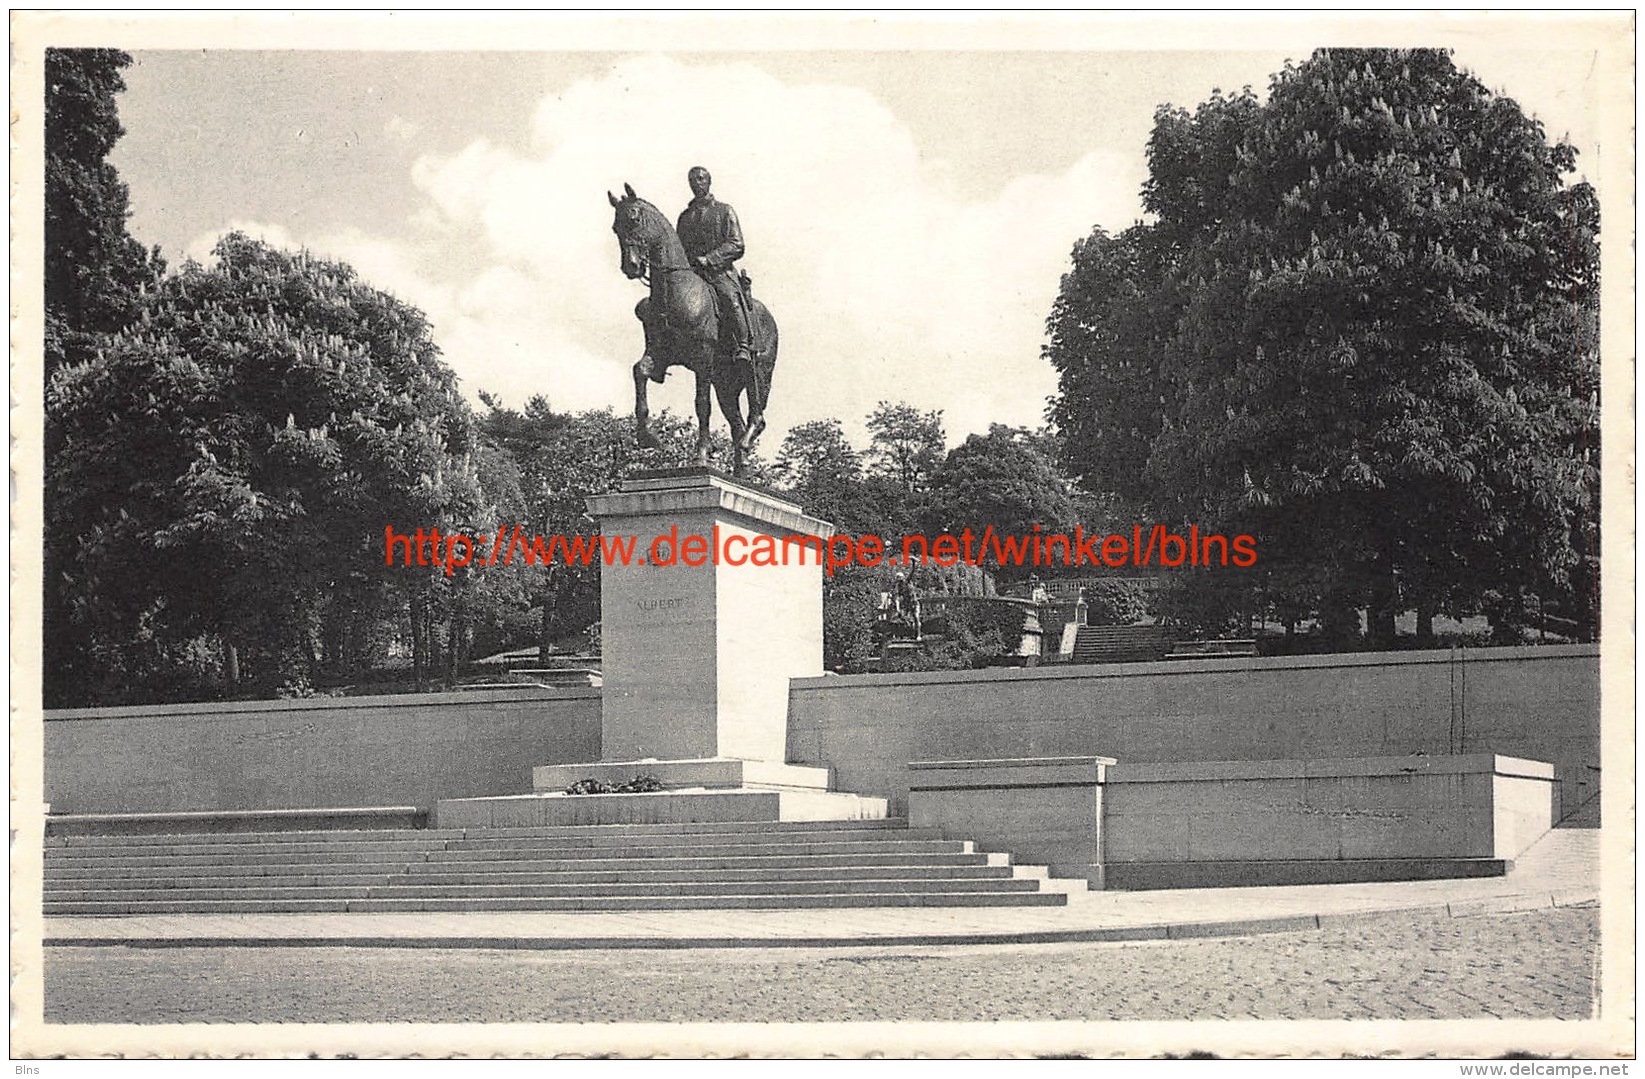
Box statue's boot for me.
[726,320,753,368]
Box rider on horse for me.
[675,166,755,371]
[610,177,777,475]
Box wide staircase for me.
[1071,624,1172,664]
[43,819,1078,914]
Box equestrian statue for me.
[608,167,778,476]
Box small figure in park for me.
[676,166,755,367]
[893,571,923,639]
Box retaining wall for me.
[786,645,1600,817]
[45,645,1600,823]
[43,686,602,814]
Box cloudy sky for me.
[104,26,1610,450]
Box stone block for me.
[1102,753,1557,872]
[908,756,1113,884]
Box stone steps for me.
[46,841,977,871]
[47,891,1069,914]
[42,818,919,848]
[46,862,1016,888]
[48,876,1044,902]
[44,819,1075,913]
[47,851,1001,877]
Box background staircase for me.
[44,819,1080,913]
[1072,625,1172,664]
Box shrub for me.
[1083,580,1149,626]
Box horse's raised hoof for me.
[739,415,766,451]
[636,427,662,451]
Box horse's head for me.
[608,183,663,281]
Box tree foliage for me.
[44,48,161,378]
[477,396,726,657]
[1045,49,1600,646]
[46,234,482,702]
[773,418,867,529]
[771,410,926,537]
[865,401,946,492]
[923,424,1078,581]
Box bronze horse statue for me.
[608,183,777,475]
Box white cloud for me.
[194,56,1147,449]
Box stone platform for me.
[531,757,833,793]
[438,755,884,828]
[434,787,886,828]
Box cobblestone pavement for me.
[45,906,1598,1024]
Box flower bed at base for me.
[563,775,665,795]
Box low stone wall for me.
[787,644,1599,817]
[1102,754,1556,865]
[907,753,1556,889]
[44,686,601,815]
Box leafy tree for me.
[865,401,945,492]
[769,417,920,538]
[44,48,161,379]
[1044,225,1173,504]
[43,48,170,699]
[46,234,480,703]
[923,424,1078,582]
[1045,49,1600,648]
[774,418,860,488]
[772,418,865,527]
[477,397,738,659]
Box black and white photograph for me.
[12,10,1633,1063]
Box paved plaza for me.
[46,905,1598,1023]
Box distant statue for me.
[892,571,922,639]
[608,172,778,476]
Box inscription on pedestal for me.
[636,597,693,615]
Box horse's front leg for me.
[633,359,662,450]
[693,369,713,467]
[632,298,662,450]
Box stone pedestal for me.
[435,468,887,828]
[587,467,831,764]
